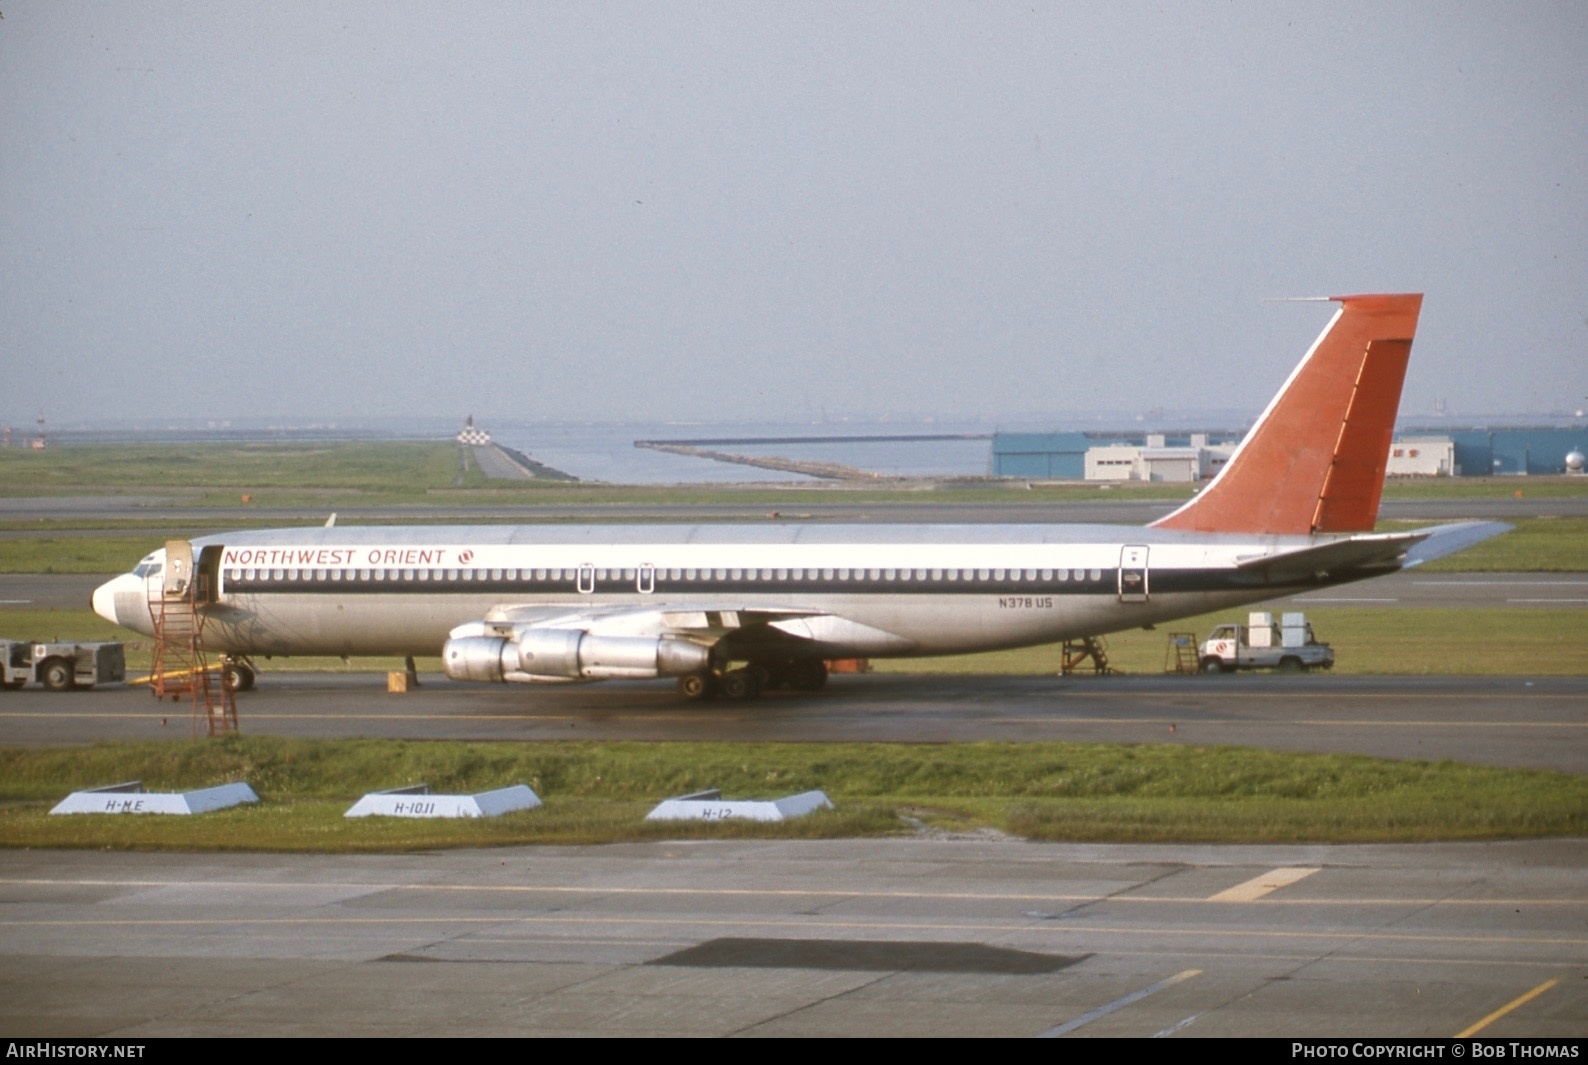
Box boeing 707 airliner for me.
[91,294,1504,698]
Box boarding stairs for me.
[147,542,237,737]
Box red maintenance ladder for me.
[147,540,236,738]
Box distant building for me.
[989,432,1093,479]
[1442,428,1587,475]
[1386,436,1455,477]
[993,425,1587,480]
[993,431,1237,482]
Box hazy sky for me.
[2,2,1584,429]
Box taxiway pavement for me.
[2,839,1583,1037]
[4,672,1586,774]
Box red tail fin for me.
[1151,293,1422,535]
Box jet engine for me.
[444,627,712,684]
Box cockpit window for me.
[134,563,163,578]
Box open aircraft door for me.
[196,544,225,603]
[1118,545,1149,603]
[163,540,194,600]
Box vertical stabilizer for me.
[1152,293,1422,535]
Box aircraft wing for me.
[471,601,916,655]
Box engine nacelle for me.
[444,628,711,683]
[444,635,517,683]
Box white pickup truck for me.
[1199,612,1334,673]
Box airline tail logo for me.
[1152,293,1423,536]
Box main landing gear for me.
[676,659,829,701]
[220,656,257,693]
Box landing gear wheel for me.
[41,659,73,692]
[676,672,717,700]
[221,662,256,693]
[720,669,762,701]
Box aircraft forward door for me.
[195,544,225,603]
[1118,545,1149,603]
[163,540,193,599]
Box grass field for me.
[3,737,1584,850]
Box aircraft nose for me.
[92,578,120,625]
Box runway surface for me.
[2,839,1583,1036]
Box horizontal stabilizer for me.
[1235,531,1428,581]
[1400,521,1510,568]
[1234,521,1510,581]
